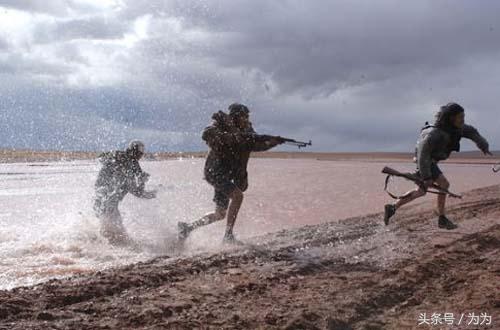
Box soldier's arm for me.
[237,133,281,152]
[203,126,239,148]
[234,124,273,152]
[462,124,490,154]
[129,174,156,199]
[129,179,146,197]
[128,161,154,198]
[202,126,217,143]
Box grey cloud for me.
[0,37,8,50]
[40,16,128,42]
[0,53,75,77]
[0,0,70,15]
[14,15,130,47]
[0,0,499,152]
[0,0,121,16]
[157,0,500,97]
[0,80,199,151]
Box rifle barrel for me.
[280,137,312,148]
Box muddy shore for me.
[0,185,499,329]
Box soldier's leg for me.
[189,206,227,230]
[223,188,244,241]
[434,174,456,229]
[178,186,230,240]
[394,187,427,209]
[98,202,131,246]
[384,186,426,226]
[434,174,450,216]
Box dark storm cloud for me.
[140,0,500,97]
[0,0,499,152]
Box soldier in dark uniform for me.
[94,140,157,245]
[178,104,283,243]
[384,103,491,229]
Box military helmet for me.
[228,103,250,118]
[127,140,145,159]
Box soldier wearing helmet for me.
[178,103,283,244]
[94,140,157,246]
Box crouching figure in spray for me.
[384,103,491,229]
[94,140,157,246]
[178,103,284,244]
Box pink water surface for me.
[227,159,498,237]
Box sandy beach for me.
[0,182,498,329]
[0,154,498,329]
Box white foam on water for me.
[0,161,152,290]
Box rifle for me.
[382,166,462,199]
[493,163,500,173]
[277,137,312,149]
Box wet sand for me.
[0,184,498,329]
[0,154,499,329]
[1,157,499,290]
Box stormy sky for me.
[0,0,499,152]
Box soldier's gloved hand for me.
[142,190,157,199]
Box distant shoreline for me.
[0,149,498,164]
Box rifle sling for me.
[383,174,448,199]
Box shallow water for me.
[0,158,497,289]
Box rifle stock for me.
[382,167,422,183]
[382,166,462,199]
[382,166,402,176]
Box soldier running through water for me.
[384,103,491,229]
[94,140,157,246]
[178,103,284,244]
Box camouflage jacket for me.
[94,151,149,211]
[416,124,489,179]
[202,124,274,191]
